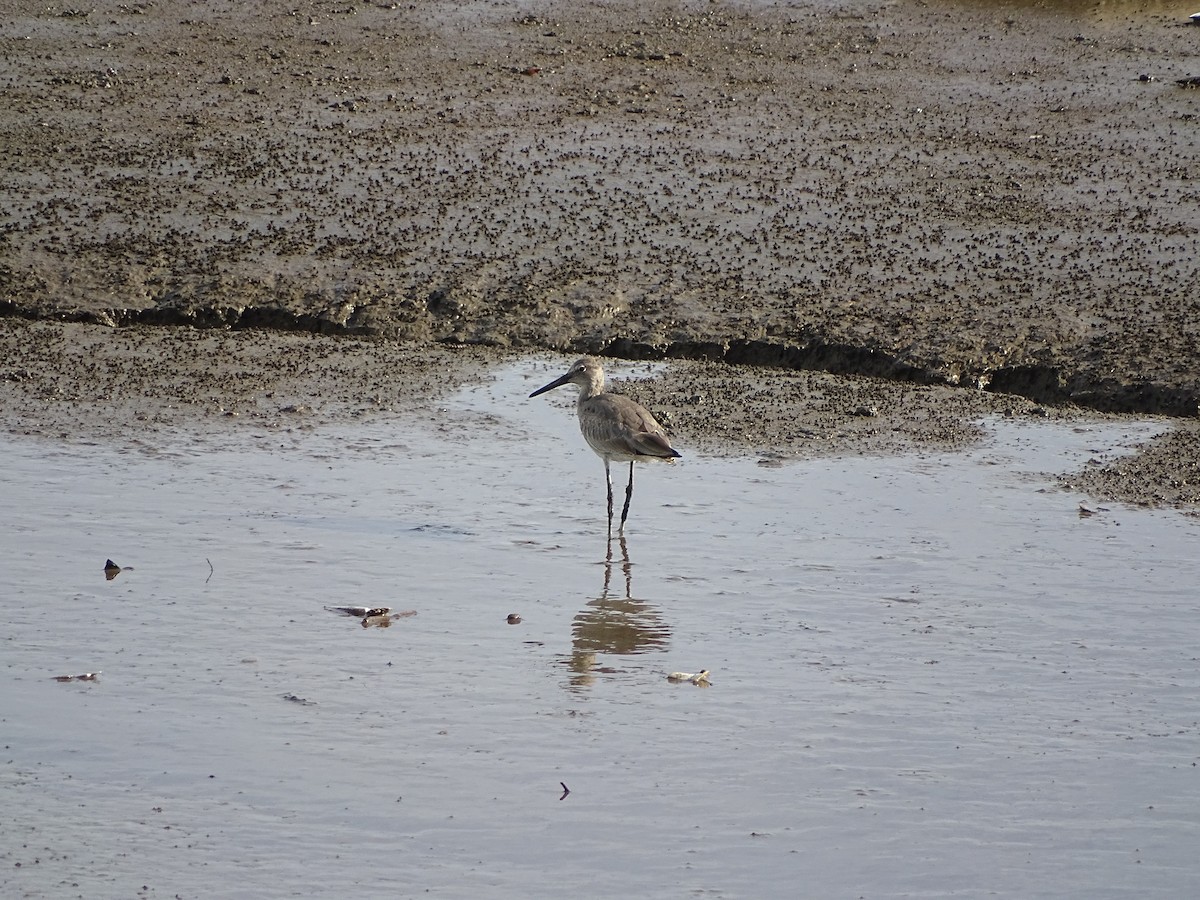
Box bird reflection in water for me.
[564,535,671,689]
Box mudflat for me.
[1,0,1197,509]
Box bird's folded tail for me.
[633,430,682,459]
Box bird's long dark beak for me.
[529,372,571,398]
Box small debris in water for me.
[326,605,390,618]
[282,693,316,705]
[104,559,122,580]
[53,672,101,682]
[667,669,711,686]
[559,782,570,800]
[325,605,416,627]
[361,610,418,628]
[507,613,522,624]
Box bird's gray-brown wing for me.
[580,394,680,460]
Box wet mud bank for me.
[3,292,1196,417]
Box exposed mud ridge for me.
[0,297,376,336]
[4,293,1196,417]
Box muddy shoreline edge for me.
[3,298,1196,418]
[1,318,1197,515]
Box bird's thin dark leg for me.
[619,461,634,532]
[604,460,614,540]
[618,534,632,597]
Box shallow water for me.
[3,360,1198,899]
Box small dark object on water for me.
[326,605,390,618]
[559,782,570,799]
[362,610,418,628]
[53,672,101,682]
[282,693,316,706]
[1177,76,1200,88]
[325,604,416,627]
[1078,504,1096,518]
[507,613,522,624]
[104,559,121,580]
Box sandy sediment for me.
[0,1,1198,509]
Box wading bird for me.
[529,357,681,535]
